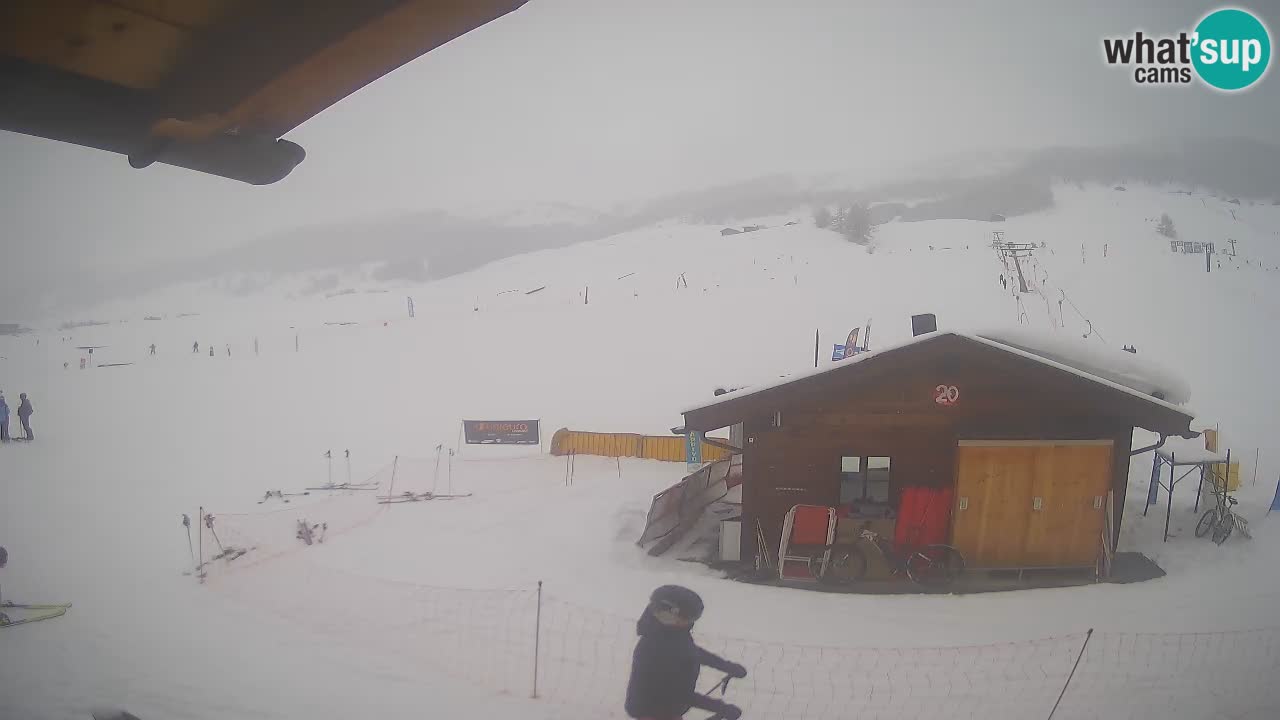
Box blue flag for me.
[831,344,846,361]
[1271,475,1280,514]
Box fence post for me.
[532,580,543,699]
[1047,628,1093,720]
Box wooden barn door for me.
[953,441,1113,569]
[1024,443,1113,567]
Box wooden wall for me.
[735,342,1142,566]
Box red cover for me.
[895,487,954,548]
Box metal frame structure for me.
[1146,447,1231,542]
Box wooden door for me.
[953,442,1112,569]
[952,445,1036,567]
[1023,444,1112,567]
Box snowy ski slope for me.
[1,184,1278,720]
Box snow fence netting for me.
[203,556,1280,719]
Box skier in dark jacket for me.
[0,393,9,442]
[625,585,745,720]
[17,393,33,440]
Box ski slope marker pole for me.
[345,449,351,485]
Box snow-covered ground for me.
[2,184,1279,719]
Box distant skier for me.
[16,393,33,440]
[226,344,231,357]
[149,344,156,356]
[0,393,9,443]
[209,346,214,357]
[625,585,745,720]
[192,341,199,354]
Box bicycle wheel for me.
[1212,517,1233,545]
[818,547,868,586]
[907,545,965,588]
[1195,509,1216,538]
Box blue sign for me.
[831,344,846,361]
[686,431,703,472]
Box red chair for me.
[777,505,837,581]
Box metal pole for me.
[1253,448,1260,487]
[1194,465,1204,513]
[345,449,351,485]
[197,506,205,583]
[1047,629,1094,720]
[814,329,819,368]
[532,580,542,699]
[1145,454,1159,515]
[1164,452,1175,542]
[385,456,399,504]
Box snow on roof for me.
[682,331,949,415]
[1156,435,1225,464]
[974,327,1191,406]
[684,329,1195,420]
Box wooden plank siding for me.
[953,443,1112,568]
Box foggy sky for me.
[2,0,1277,320]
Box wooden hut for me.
[681,328,1195,574]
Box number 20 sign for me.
[934,384,960,406]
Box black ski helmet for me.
[649,584,704,622]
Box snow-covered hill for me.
[2,183,1278,720]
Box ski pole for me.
[204,513,226,553]
[432,444,443,494]
[197,506,205,583]
[182,514,195,567]
[702,674,732,697]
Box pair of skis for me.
[376,491,472,504]
[258,489,310,504]
[0,602,72,629]
[305,482,378,492]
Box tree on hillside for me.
[834,202,875,245]
[813,206,833,229]
[1156,213,1177,239]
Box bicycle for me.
[1195,491,1251,545]
[807,527,965,589]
